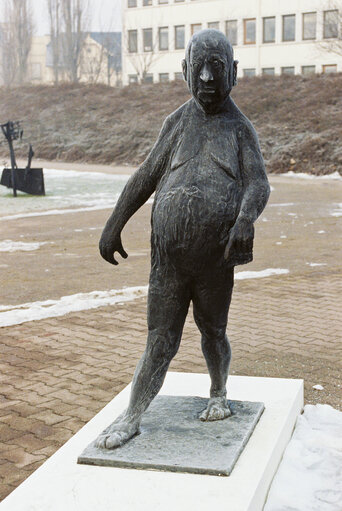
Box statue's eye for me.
[212,59,221,68]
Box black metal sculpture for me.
[0,121,45,196]
[96,30,270,449]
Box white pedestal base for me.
[0,373,303,511]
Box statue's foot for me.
[95,420,139,449]
[199,397,231,422]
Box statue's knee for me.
[201,324,227,342]
[147,331,179,362]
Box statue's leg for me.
[192,266,234,421]
[96,262,191,449]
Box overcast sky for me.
[1,0,122,35]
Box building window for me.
[281,66,295,75]
[127,0,137,7]
[143,28,153,52]
[128,30,138,53]
[191,23,202,35]
[208,22,219,30]
[31,63,42,80]
[244,18,256,44]
[175,25,185,49]
[159,0,168,3]
[263,17,275,43]
[322,64,337,73]
[143,0,152,5]
[128,74,138,83]
[226,20,237,45]
[302,12,316,40]
[143,73,153,83]
[159,27,168,50]
[243,68,256,77]
[302,65,315,74]
[159,73,169,82]
[282,15,295,41]
[323,10,338,39]
[262,68,275,76]
[174,0,185,2]
[174,72,183,80]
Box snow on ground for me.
[0,269,289,327]
[0,286,148,327]
[264,404,342,511]
[0,240,48,252]
[0,169,128,220]
[282,171,342,180]
[235,268,289,280]
[331,203,342,217]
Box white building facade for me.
[122,0,342,84]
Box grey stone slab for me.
[78,396,264,476]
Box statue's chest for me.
[170,119,240,181]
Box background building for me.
[122,0,342,84]
[0,30,121,86]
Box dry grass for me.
[0,73,341,175]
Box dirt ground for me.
[0,164,341,501]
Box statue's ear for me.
[233,60,238,86]
[182,59,187,81]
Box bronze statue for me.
[96,29,270,449]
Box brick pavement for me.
[0,173,341,501]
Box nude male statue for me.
[96,29,270,449]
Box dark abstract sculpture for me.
[0,121,45,196]
[97,29,270,449]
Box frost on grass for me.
[265,404,342,511]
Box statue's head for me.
[182,29,238,114]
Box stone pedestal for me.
[0,373,303,511]
[78,396,265,476]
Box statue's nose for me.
[199,63,213,82]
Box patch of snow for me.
[0,204,117,221]
[282,171,342,180]
[265,404,342,511]
[0,269,290,327]
[0,240,48,252]
[280,235,287,239]
[288,213,297,217]
[313,384,324,391]
[262,217,268,222]
[306,263,327,267]
[318,230,326,234]
[0,286,149,327]
[331,203,342,217]
[269,203,295,207]
[270,185,275,191]
[276,242,282,245]
[235,268,289,280]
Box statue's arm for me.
[224,121,270,261]
[100,116,173,265]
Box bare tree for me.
[0,0,34,86]
[47,0,61,84]
[317,3,342,57]
[60,0,89,83]
[126,28,163,83]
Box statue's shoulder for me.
[164,99,192,128]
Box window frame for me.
[282,14,296,42]
[174,25,185,49]
[244,18,256,45]
[226,19,237,45]
[263,16,276,43]
[302,12,316,40]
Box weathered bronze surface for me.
[96,29,270,450]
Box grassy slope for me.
[0,73,341,175]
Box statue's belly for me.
[152,165,242,263]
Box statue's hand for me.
[99,229,128,265]
[224,218,254,262]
